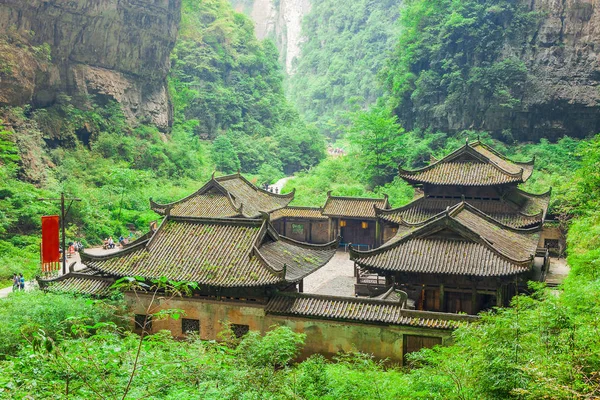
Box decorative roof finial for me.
[327,190,332,197]
[465,137,469,147]
[211,170,216,180]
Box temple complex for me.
[38,140,554,361]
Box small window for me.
[182,318,200,334]
[291,223,304,234]
[134,314,152,332]
[544,239,559,249]
[231,324,249,338]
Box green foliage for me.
[211,135,241,173]
[0,290,125,358]
[287,0,401,139]
[236,325,305,369]
[170,0,325,175]
[346,106,404,186]
[384,0,539,132]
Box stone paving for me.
[546,257,570,286]
[303,250,356,297]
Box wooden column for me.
[299,279,304,293]
[308,221,312,243]
[471,286,478,314]
[375,219,381,248]
[439,284,445,312]
[496,285,504,307]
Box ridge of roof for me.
[399,145,525,179]
[37,270,114,284]
[266,292,479,328]
[398,140,534,185]
[325,190,389,202]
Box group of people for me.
[67,241,84,257]
[102,237,116,249]
[262,184,280,194]
[102,236,129,250]
[12,273,25,292]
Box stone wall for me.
[128,293,454,363]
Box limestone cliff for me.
[0,0,181,131]
[514,0,600,140]
[230,0,310,74]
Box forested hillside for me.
[285,0,400,139]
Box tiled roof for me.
[353,238,529,276]
[216,174,294,217]
[38,271,115,296]
[266,293,477,329]
[270,206,327,221]
[399,141,534,186]
[353,203,540,277]
[150,173,294,218]
[81,216,337,288]
[322,193,389,218]
[378,188,549,229]
[152,191,241,218]
[258,238,337,281]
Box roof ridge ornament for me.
[211,170,216,180]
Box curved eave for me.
[353,256,530,277]
[350,204,538,267]
[80,239,150,263]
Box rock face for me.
[230,0,311,74]
[0,0,181,130]
[514,0,600,140]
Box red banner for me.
[41,215,60,272]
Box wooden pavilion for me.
[352,140,551,313]
[149,172,295,218]
[322,192,390,250]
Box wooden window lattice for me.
[134,314,152,332]
[182,318,200,334]
[231,324,249,338]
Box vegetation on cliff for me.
[286,0,401,139]
[171,0,325,176]
[384,0,538,137]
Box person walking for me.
[12,274,18,292]
[19,273,25,291]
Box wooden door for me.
[404,335,442,357]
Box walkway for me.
[268,176,294,193]
[0,250,102,298]
[304,250,355,297]
[546,257,570,287]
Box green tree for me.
[212,135,241,173]
[347,106,403,187]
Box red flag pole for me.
[39,193,81,276]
